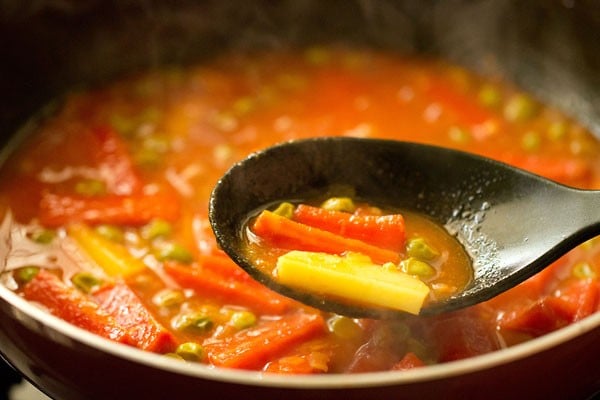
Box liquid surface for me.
[0,48,599,373]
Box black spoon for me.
[209,137,600,318]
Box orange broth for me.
[1,48,599,373]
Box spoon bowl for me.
[209,137,600,318]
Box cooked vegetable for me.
[22,269,132,344]
[175,342,205,361]
[164,261,293,315]
[2,48,599,374]
[252,210,401,265]
[406,237,439,261]
[203,313,325,369]
[71,272,104,293]
[292,204,406,251]
[275,251,430,315]
[69,223,146,277]
[155,242,194,264]
[94,282,177,353]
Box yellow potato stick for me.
[69,223,146,278]
[274,251,430,315]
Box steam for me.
[1,0,598,137]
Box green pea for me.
[272,202,295,219]
[504,94,538,122]
[95,224,125,243]
[153,288,185,308]
[71,272,104,294]
[135,135,171,167]
[142,219,173,240]
[175,342,205,362]
[29,229,55,244]
[135,147,161,167]
[109,113,137,137]
[229,310,257,330]
[164,353,185,361]
[172,313,214,333]
[304,47,331,65]
[572,262,597,279]
[327,315,363,340]
[406,238,439,261]
[156,242,194,264]
[320,197,356,213]
[400,258,436,278]
[75,179,106,196]
[521,131,541,152]
[232,96,255,115]
[448,126,471,144]
[547,121,568,141]
[478,84,502,108]
[14,266,40,284]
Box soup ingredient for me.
[251,210,401,265]
[247,200,472,309]
[275,251,430,315]
[22,269,132,344]
[292,204,406,251]
[203,312,325,369]
[1,48,599,374]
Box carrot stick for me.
[497,299,564,336]
[90,125,143,195]
[39,189,180,227]
[93,282,177,353]
[203,313,325,369]
[22,269,132,345]
[293,204,406,251]
[164,261,294,315]
[547,279,599,322]
[197,254,255,283]
[68,223,147,278]
[252,210,400,265]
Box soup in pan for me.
[1,48,599,373]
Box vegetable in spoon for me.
[243,199,472,315]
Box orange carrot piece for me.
[497,299,565,337]
[22,269,132,345]
[197,254,254,283]
[90,125,143,195]
[163,261,293,315]
[203,313,325,370]
[263,355,321,374]
[93,282,177,353]
[39,190,180,227]
[392,352,426,371]
[293,204,406,251]
[252,210,400,265]
[549,279,600,322]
